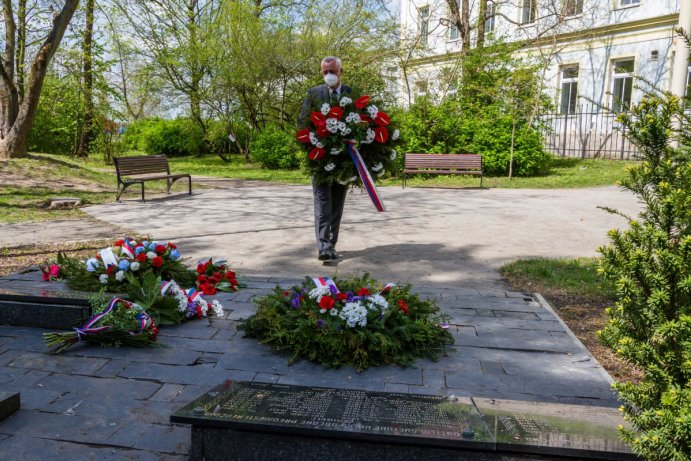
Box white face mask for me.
[324,73,339,88]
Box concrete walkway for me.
[82,183,640,290]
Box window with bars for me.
[563,0,583,15]
[612,59,634,113]
[620,0,641,6]
[559,65,579,114]
[485,4,496,34]
[521,0,537,24]
[419,6,430,45]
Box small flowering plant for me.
[195,258,240,295]
[240,274,453,371]
[39,264,61,282]
[297,94,402,186]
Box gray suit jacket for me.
[298,84,352,129]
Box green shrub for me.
[598,94,691,461]
[28,74,81,154]
[249,124,301,169]
[123,118,203,157]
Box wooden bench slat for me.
[402,153,484,188]
[113,155,192,202]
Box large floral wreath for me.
[297,94,402,187]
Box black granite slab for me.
[172,381,638,461]
[0,391,20,421]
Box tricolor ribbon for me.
[312,277,340,294]
[345,141,386,212]
[121,241,135,259]
[186,288,201,303]
[160,280,174,296]
[74,297,148,340]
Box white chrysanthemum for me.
[340,127,352,136]
[371,162,383,172]
[361,128,375,145]
[146,251,157,260]
[339,97,352,107]
[309,132,319,146]
[326,118,339,133]
[130,261,141,271]
[308,285,332,302]
[390,149,397,160]
[212,300,224,317]
[330,148,341,155]
[345,112,361,124]
[115,270,125,282]
[339,301,368,328]
[324,163,336,172]
[367,294,389,310]
[99,274,109,284]
[320,103,330,115]
[392,129,400,140]
[366,105,379,118]
[198,298,209,317]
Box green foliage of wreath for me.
[239,274,454,371]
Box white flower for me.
[339,301,368,328]
[211,300,224,317]
[326,118,339,133]
[324,163,336,172]
[392,129,400,140]
[390,149,397,160]
[130,262,141,272]
[340,127,352,136]
[308,285,332,302]
[371,162,383,172]
[99,274,109,284]
[115,270,125,282]
[337,178,350,185]
[349,176,358,182]
[339,97,352,107]
[330,148,341,156]
[367,294,389,310]
[361,128,375,145]
[320,103,330,115]
[316,141,324,148]
[309,132,319,146]
[345,112,361,124]
[376,170,386,177]
[146,251,157,260]
[366,105,379,119]
[338,122,346,132]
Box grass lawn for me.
[0,152,635,224]
[500,257,642,383]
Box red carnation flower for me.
[136,253,147,262]
[225,270,235,279]
[152,256,164,268]
[336,292,348,301]
[196,264,206,274]
[195,306,203,318]
[374,127,389,144]
[154,244,166,255]
[296,128,311,143]
[309,147,326,160]
[209,277,219,285]
[167,242,177,249]
[114,239,125,247]
[397,299,409,315]
[374,112,390,127]
[106,266,115,275]
[311,112,326,126]
[354,95,370,109]
[202,285,216,296]
[357,288,371,296]
[328,106,344,120]
[319,296,335,310]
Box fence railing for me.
[538,104,640,160]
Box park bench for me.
[402,153,483,188]
[113,154,192,202]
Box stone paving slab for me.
[0,276,619,460]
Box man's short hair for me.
[321,56,342,68]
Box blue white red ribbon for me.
[186,288,201,303]
[345,142,385,212]
[121,241,135,259]
[312,277,340,294]
[74,297,150,340]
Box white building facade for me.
[398,0,688,159]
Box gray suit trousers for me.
[312,178,348,253]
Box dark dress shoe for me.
[329,249,340,260]
[318,251,331,261]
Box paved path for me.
[82,183,640,290]
[0,269,620,460]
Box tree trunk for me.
[0,0,80,160]
[509,120,516,180]
[476,0,487,49]
[76,0,95,158]
[16,0,27,102]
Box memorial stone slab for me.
[172,381,638,461]
[0,390,20,421]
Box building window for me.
[418,6,430,45]
[612,59,634,113]
[416,80,428,96]
[449,0,459,40]
[386,66,399,97]
[485,4,496,34]
[559,65,579,114]
[620,0,641,6]
[563,0,583,15]
[521,0,537,24]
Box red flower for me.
[154,244,166,255]
[209,277,219,285]
[359,115,372,123]
[106,265,115,275]
[283,290,292,296]
[167,242,177,249]
[296,128,311,143]
[196,274,207,282]
[316,126,330,138]
[354,95,370,109]
[374,127,389,144]
[309,147,326,160]
[196,263,206,274]
[319,296,335,310]
[136,253,147,262]
[357,288,371,296]
[336,292,348,301]
[397,299,409,315]
[374,112,390,127]
[311,112,326,126]
[195,306,203,318]
[225,270,235,279]
[213,272,221,279]
[114,239,125,247]
[328,106,344,120]
[152,256,164,268]
[202,285,216,296]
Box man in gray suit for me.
[298,56,352,261]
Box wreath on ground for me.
[239,274,454,371]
